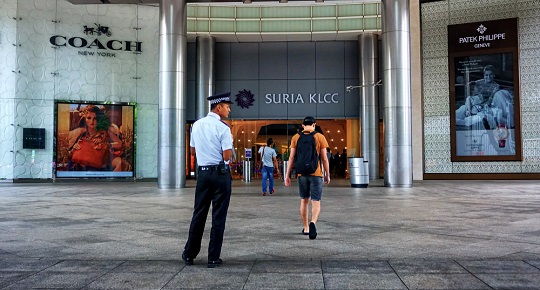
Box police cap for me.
[207,92,233,105]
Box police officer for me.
[182,92,233,268]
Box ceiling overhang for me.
[66,0,327,4]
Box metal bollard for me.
[243,160,251,182]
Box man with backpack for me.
[284,116,331,240]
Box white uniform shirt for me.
[190,112,233,166]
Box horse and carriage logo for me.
[83,23,112,37]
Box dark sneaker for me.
[208,258,223,268]
[270,189,275,195]
[262,192,268,196]
[309,222,317,240]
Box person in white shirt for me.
[182,92,233,268]
[258,138,280,196]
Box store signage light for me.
[49,23,143,57]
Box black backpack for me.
[294,131,319,175]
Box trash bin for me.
[243,160,251,182]
[348,157,369,188]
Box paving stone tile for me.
[0,272,33,289]
[45,260,124,272]
[322,260,394,274]
[400,273,491,290]
[475,273,540,290]
[5,272,106,289]
[323,273,407,290]
[243,273,324,290]
[0,258,60,272]
[251,260,322,273]
[83,271,177,289]
[163,268,249,289]
[109,260,183,273]
[458,260,540,274]
[524,259,540,269]
[0,251,18,260]
[389,259,468,274]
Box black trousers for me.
[184,169,231,261]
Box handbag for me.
[71,137,107,168]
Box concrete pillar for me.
[158,0,187,189]
[381,0,413,187]
[358,33,380,180]
[196,36,215,120]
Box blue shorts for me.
[298,175,323,201]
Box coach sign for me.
[50,23,143,58]
[448,18,522,162]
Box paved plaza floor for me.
[1,178,540,289]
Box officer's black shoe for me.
[207,258,223,268]
[182,252,194,265]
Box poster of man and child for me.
[449,18,521,162]
[453,53,517,158]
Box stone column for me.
[381,0,413,187]
[158,0,187,189]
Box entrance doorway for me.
[221,119,360,180]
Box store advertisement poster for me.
[55,102,135,178]
[448,18,521,161]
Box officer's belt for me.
[198,165,229,171]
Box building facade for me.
[0,0,538,182]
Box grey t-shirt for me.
[258,146,277,168]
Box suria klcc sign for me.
[235,89,341,109]
[49,23,142,57]
[264,93,339,104]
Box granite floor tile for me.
[399,273,491,290]
[323,273,407,290]
[457,260,540,274]
[45,260,124,272]
[389,259,468,274]
[475,273,540,290]
[322,260,394,274]
[108,260,184,273]
[0,272,34,289]
[83,271,177,290]
[5,272,107,289]
[524,259,540,269]
[251,260,322,274]
[243,273,324,290]
[163,268,249,289]
[0,258,60,272]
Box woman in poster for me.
[67,105,125,171]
